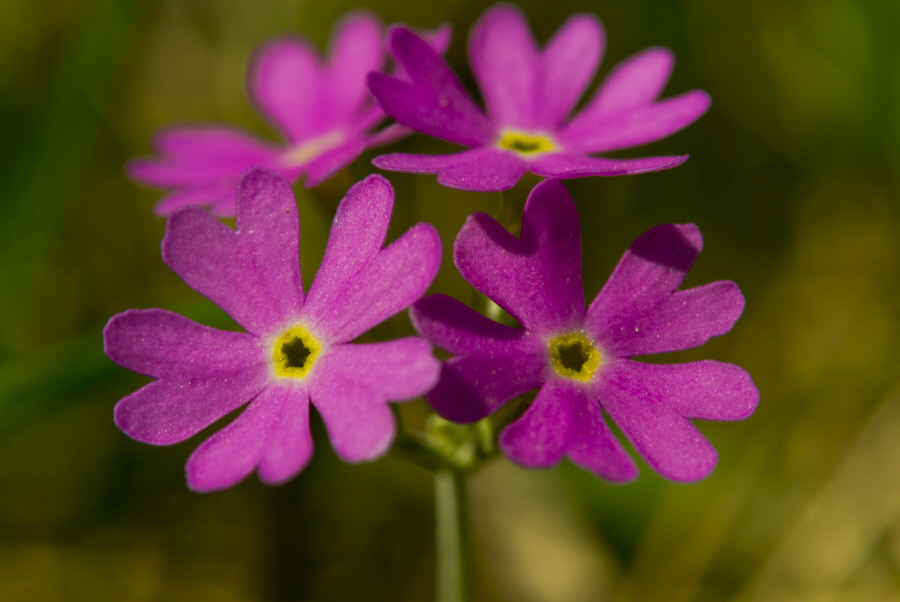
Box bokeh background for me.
[1,0,899,600]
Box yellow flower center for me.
[548,332,602,382]
[497,130,555,156]
[271,325,321,379]
[283,131,345,167]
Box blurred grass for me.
[0,0,898,600]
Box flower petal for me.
[566,391,638,482]
[322,338,440,401]
[103,309,262,379]
[499,380,574,468]
[302,139,367,188]
[369,27,494,147]
[604,280,745,357]
[113,367,269,446]
[310,358,397,463]
[374,147,527,192]
[535,13,605,128]
[325,12,385,122]
[585,223,702,344]
[185,384,284,492]
[410,294,527,356]
[249,36,324,143]
[151,183,240,218]
[454,179,584,334]
[616,360,759,421]
[258,382,314,485]
[426,338,546,423]
[559,90,711,154]
[304,222,441,343]
[530,153,688,178]
[468,4,539,128]
[599,360,720,482]
[162,168,304,335]
[568,47,675,123]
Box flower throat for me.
[272,325,321,379]
[549,333,601,382]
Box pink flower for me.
[128,13,450,216]
[369,4,710,192]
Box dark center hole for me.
[509,138,541,152]
[282,337,312,369]
[558,341,590,373]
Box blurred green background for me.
[1,0,899,600]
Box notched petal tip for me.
[629,222,702,271]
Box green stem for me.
[435,470,468,602]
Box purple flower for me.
[369,4,711,192]
[104,168,442,492]
[410,179,757,482]
[128,13,451,216]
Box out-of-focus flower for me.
[369,4,710,192]
[411,179,757,481]
[104,168,442,492]
[128,13,451,216]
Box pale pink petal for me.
[468,4,539,128]
[568,47,675,123]
[534,14,605,128]
[559,90,711,154]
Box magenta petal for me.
[559,90,711,154]
[258,382,314,485]
[601,280,745,357]
[310,358,397,463]
[454,179,584,333]
[305,174,393,314]
[305,222,441,343]
[410,294,527,356]
[568,47,675,124]
[162,169,304,335]
[499,380,574,468]
[585,223,702,340]
[104,309,261,379]
[185,384,281,493]
[113,365,269,446]
[530,153,688,178]
[325,12,385,121]
[468,4,539,128]
[535,14,605,129]
[369,27,494,146]
[303,139,367,188]
[323,338,440,401]
[373,147,526,191]
[618,360,758,421]
[249,36,323,143]
[128,127,284,187]
[566,392,638,482]
[152,184,240,218]
[600,361,719,482]
[426,338,546,423]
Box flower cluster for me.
[109,3,757,491]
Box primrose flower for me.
[410,179,757,482]
[104,168,442,492]
[369,4,710,192]
[128,13,451,216]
